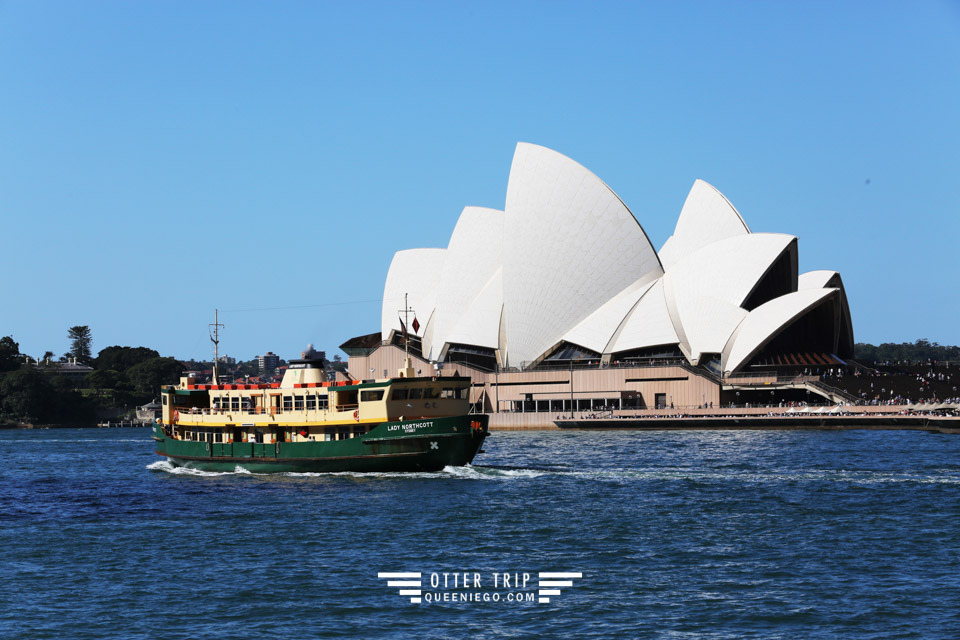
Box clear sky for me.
[1,0,958,363]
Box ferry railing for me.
[175,405,344,417]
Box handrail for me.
[807,379,858,403]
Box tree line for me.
[0,327,183,426]
[854,339,960,365]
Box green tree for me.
[0,367,53,422]
[95,346,159,372]
[67,326,93,364]
[86,369,123,396]
[0,336,21,373]
[126,357,183,395]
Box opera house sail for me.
[373,142,852,380]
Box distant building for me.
[258,352,279,374]
[136,400,162,424]
[301,344,326,361]
[217,355,236,366]
[30,357,94,386]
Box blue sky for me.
[1,1,958,362]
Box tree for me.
[0,367,53,422]
[126,357,183,395]
[67,326,93,364]
[95,346,159,372]
[0,336,21,373]
[86,369,123,396]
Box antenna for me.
[397,293,416,376]
[210,309,224,384]
[399,293,415,362]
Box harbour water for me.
[3,427,960,639]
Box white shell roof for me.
[562,276,658,354]
[722,288,839,373]
[377,143,852,374]
[608,278,681,354]
[442,267,503,352]
[380,248,446,341]
[502,142,663,367]
[664,233,796,362]
[798,270,839,290]
[658,180,750,271]
[798,270,853,353]
[428,206,504,360]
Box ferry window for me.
[361,390,384,402]
[337,390,358,407]
[215,431,222,443]
[306,395,316,410]
[392,389,408,400]
[162,396,167,405]
[423,387,439,399]
[318,395,329,410]
[409,388,423,400]
[352,425,365,437]
[338,427,351,440]
[441,388,465,399]
[294,395,304,410]
[231,397,240,411]
[324,429,335,442]
[283,396,293,411]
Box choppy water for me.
[3,427,960,639]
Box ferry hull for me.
[153,414,488,473]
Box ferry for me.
[152,352,488,473]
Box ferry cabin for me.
[159,358,472,446]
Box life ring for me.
[173,409,180,423]
[353,410,359,421]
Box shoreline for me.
[553,414,960,434]
[3,414,959,435]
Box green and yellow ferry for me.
[153,354,488,473]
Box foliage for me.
[854,339,960,364]
[95,346,159,372]
[0,367,96,424]
[85,369,125,394]
[0,367,53,421]
[0,336,21,373]
[125,357,183,394]
[67,325,93,364]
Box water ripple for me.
[2,427,960,638]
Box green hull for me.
[153,414,488,473]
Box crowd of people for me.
[820,361,958,406]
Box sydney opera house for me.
[343,143,854,422]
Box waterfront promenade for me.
[488,404,960,431]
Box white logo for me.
[536,572,582,604]
[377,572,423,603]
[377,570,582,605]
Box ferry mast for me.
[210,309,224,384]
[399,293,416,377]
